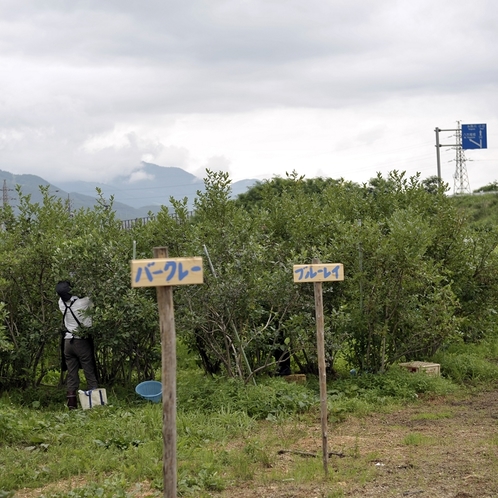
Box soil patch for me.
[215,389,498,497]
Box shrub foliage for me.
[1,170,498,388]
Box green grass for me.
[402,432,434,446]
[433,339,498,385]
[2,337,498,496]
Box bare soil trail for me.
[217,389,498,498]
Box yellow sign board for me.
[293,263,344,283]
[131,257,203,287]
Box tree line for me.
[1,170,498,389]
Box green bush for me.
[177,374,316,419]
[432,338,498,384]
[438,352,498,384]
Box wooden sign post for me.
[131,248,203,498]
[293,259,344,476]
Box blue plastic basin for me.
[135,380,162,403]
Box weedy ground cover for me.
[1,339,498,497]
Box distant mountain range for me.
[0,162,258,220]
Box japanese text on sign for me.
[131,257,203,287]
[293,263,344,283]
[461,123,487,150]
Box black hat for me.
[56,281,72,302]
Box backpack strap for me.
[62,306,68,328]
[63,299,83,329]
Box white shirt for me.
[58,296,92,339]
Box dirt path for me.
[217,389,498,498]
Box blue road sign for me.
[462,123,487,149]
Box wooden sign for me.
[293,263,344,283]
[293,259,345,477]
[131,249,204,497]
[131,257,203,287]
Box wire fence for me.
[121,212,193,230]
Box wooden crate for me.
[399,361,440,376]
[284,374,307,384]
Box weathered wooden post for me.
[131,248,203,497]
[293,259,344,476]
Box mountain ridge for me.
[0,162,258,220]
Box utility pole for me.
[435,126,457,186]
[2,179,15,209]
[453,122,471,195]
[434,123,471,193]
[2,179,8,208]
[1,179,15,230]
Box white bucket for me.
[78,388,107,409]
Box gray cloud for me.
[0,0,497,188]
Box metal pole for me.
[435,127,442,186]
[435,126,460,189]
[2,179,8,208]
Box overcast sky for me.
[1,0,497,195]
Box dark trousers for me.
[64,338,98,391]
